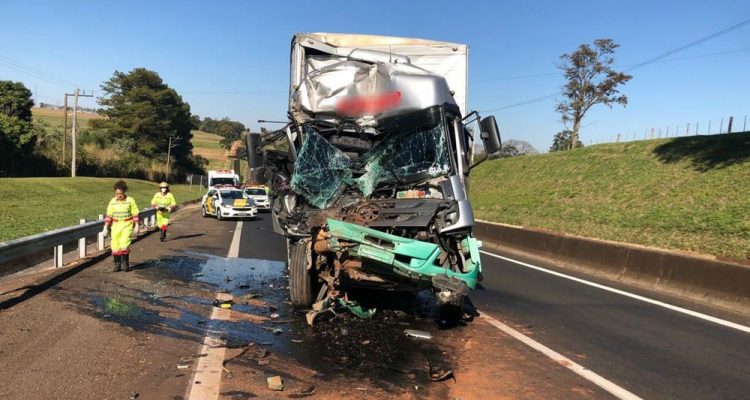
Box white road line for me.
[227,220,243,258]
[480,250,750,334]
[480,312,643,400]
[187,221,243,400]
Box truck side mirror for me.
[480,116,502,155]
[246,133,264,168]
[245,132,268,184]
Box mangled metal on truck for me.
[245,33,502,316]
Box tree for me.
[199,116,246,149]
[504,139,539,156]
[91,68,197,173]
[0,80,36,152]
[556,39,631,149]
[550,130,584,152]
[498,143,520,158]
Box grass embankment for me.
[470,133,750,261]
[31,107,102,131]
[191,130,228,170]
[0,177,205,242]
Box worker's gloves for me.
[133,224,141,236]
[102,225,109,238]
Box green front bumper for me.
[326,218,482,290]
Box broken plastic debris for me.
[267,375,283,391]
[429,367,454,382]
[300,385,315,395]
[177,364,190,370]
[213,299,234,309]
[404,329,432,340]
[305,297,376,326]
[270,313,280,319]
[291,339,303,343]
[129,392,139,399]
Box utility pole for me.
[63,94,68,164]
[165,136,181,182]
[68,89,93,177]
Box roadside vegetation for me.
[0,177,204,242]
[470,133,750,261]
[190,129,229,170]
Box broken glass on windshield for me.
[291,115,451,208]
[356,122,450,196]
[290,129,353,209]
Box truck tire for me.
[288,239,314,307]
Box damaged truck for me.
[245,33,502,315]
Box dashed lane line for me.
[187,221,243,400]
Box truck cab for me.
[246,33,501,315]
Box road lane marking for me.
[479,312,643,400]
[187,221,243,400]
[227,220,243,258]
[480,250,750,334]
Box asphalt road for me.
[473,250,750,400]
[1,207,747,399]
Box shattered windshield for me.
[290,110,450,209]
[290,129,353,208]
[356,122,449,195]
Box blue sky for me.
[1,0,748,151]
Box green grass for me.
[470,133,750,261]
[191,130,228,170]
[0,177,204,242]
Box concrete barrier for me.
[475,220,750,311]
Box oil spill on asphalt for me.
[65,252,464,393]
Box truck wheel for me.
[288,239,315,307]
[440,295,465,321]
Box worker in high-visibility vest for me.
[151,182,176,242]
[102,180,140,272]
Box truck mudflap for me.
[324,218,482,290]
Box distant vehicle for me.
[243,186,270,211]
[207,169,240,189]
[201,188,257,220]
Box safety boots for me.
[112,255,122,272]
[122,254,130,272]
[160,229,167,242]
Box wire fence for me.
[586,114,748,146]
[185,174,207,192]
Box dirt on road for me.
[0,207,610,399]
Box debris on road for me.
[177,364,190,370]
[291,338,303,343]
[129,391,139,399]
[270,312,280,319]
[404,329,432,340]
[428,367,454,382]
[213,299,234,309]
[267,375,283,391]
[305,297,376,326]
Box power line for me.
[0,53,85,90]
[478,18,750,113]
[624,18,750,72]
[182,90,285,94]
[471,47,750,83]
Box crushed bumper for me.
[323,218,482,290]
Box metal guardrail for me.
[0,208,157,267]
